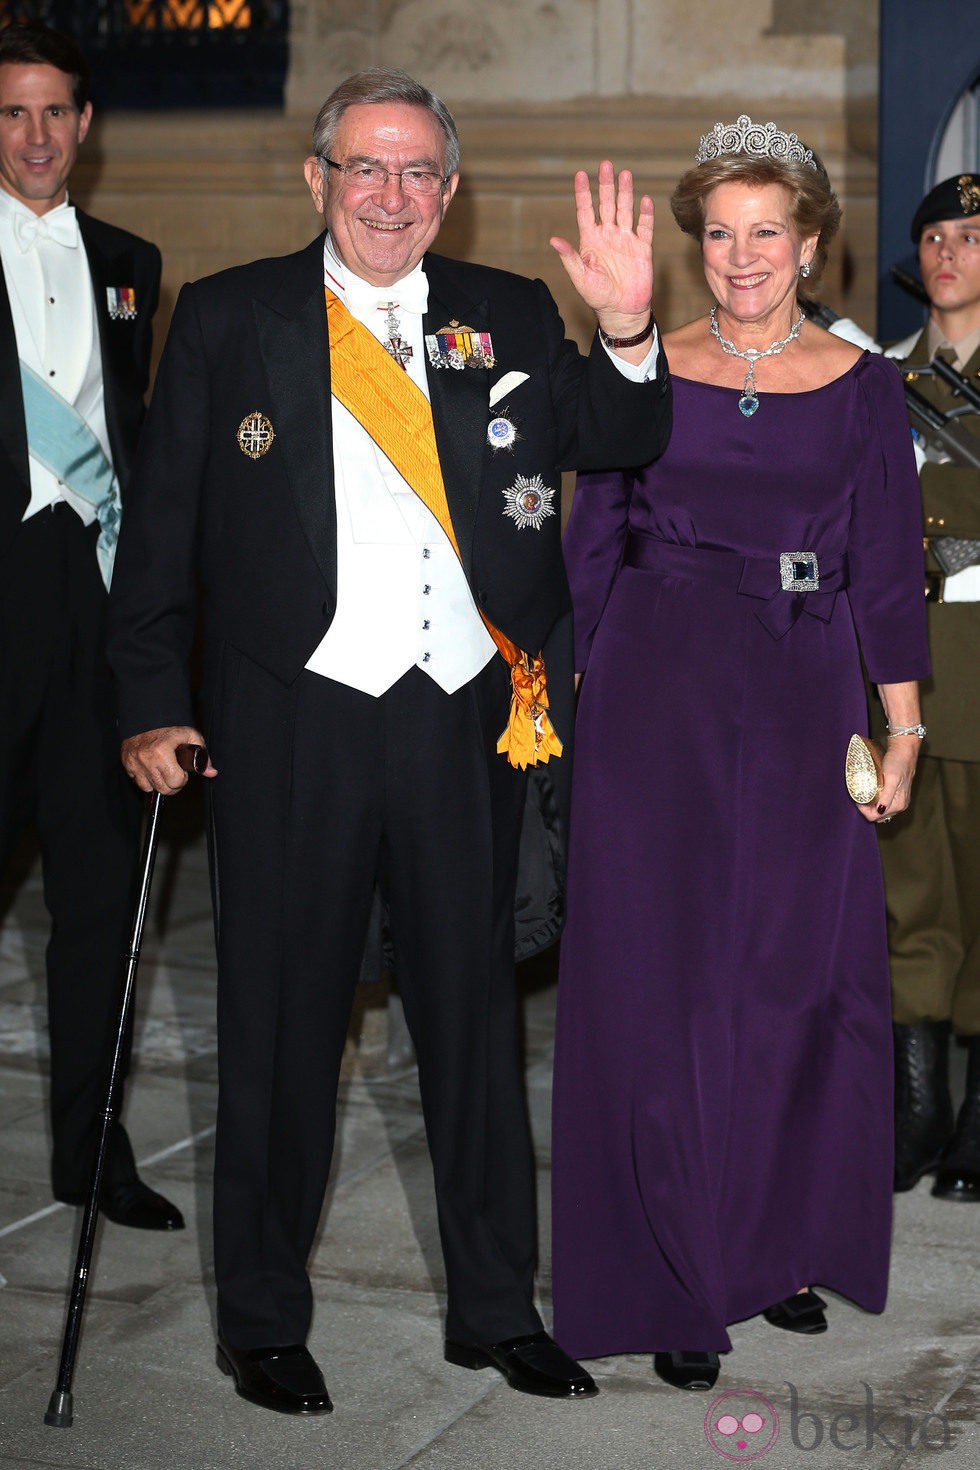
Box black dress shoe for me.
[932,1164,980,1201]
[762,1289,827,1334]
[216,1336,333,1414]
[445,1331,597,1398]
[932,1035,980,1202]
[56,1179,185,1231]
[653,1351,720,1390]
[101,1180,185,1230]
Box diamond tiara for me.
[695,115,817,171]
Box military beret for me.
[911,173,980,241]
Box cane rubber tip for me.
[44,1389,73,1427]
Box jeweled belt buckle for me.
[779,551,820,591]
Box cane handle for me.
[175,742,209,775]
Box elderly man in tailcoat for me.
[107,68,671,1413]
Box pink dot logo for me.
[704,1389,780,1461]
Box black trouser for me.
[208,649,541,1348]
[0,504,142,1197]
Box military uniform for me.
[879,329,980,1037]
[879,171,980,1202]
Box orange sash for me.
[324,287,562,768]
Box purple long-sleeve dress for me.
[551,353,930,1357]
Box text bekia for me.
[788,1382,952,1453]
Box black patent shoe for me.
[653,1351,720,1391]
[216,1336,333,1414]
[445,1331,597,1398]
[932,1163,980,1201]
[932,1036,980,1202]
[762,1289,827,1334]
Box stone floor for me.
[0,788,977,1469]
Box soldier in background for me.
[882,174,980,1202]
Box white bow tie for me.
[14,206,79,253]
[345,269,430,317]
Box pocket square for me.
[489,371,529,408]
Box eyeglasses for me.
[323,158,449,196]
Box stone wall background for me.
[70,0,880,363]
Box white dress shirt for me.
[0,189,111,524]
[305,240,497,696]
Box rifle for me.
[927,351,980,413]
[798,297,873,342]
[799,298,835,331]
[799,299,980,470]
[902,363,980,577]
[800,298,980,583]
[889,262,931,306]
[901,378,980,471]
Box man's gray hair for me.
[312,68,461,179]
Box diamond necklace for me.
[709,305,805,417]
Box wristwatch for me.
[598,313,655,350]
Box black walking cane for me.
[44,742,209,1429]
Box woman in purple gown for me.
[551,117,930,1392]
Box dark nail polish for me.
[876,804,887,814]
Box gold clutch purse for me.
[845,733,884,805]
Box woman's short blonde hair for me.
[670,154,842,288]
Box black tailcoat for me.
[107,232,671,1346]
[0,208,161,1196]
[0,209,159,552]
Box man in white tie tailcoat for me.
[108,67,672,1412]
[0,22,182,1230]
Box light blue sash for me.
[19,361,120,589]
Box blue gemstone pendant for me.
[709,305,805,423]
